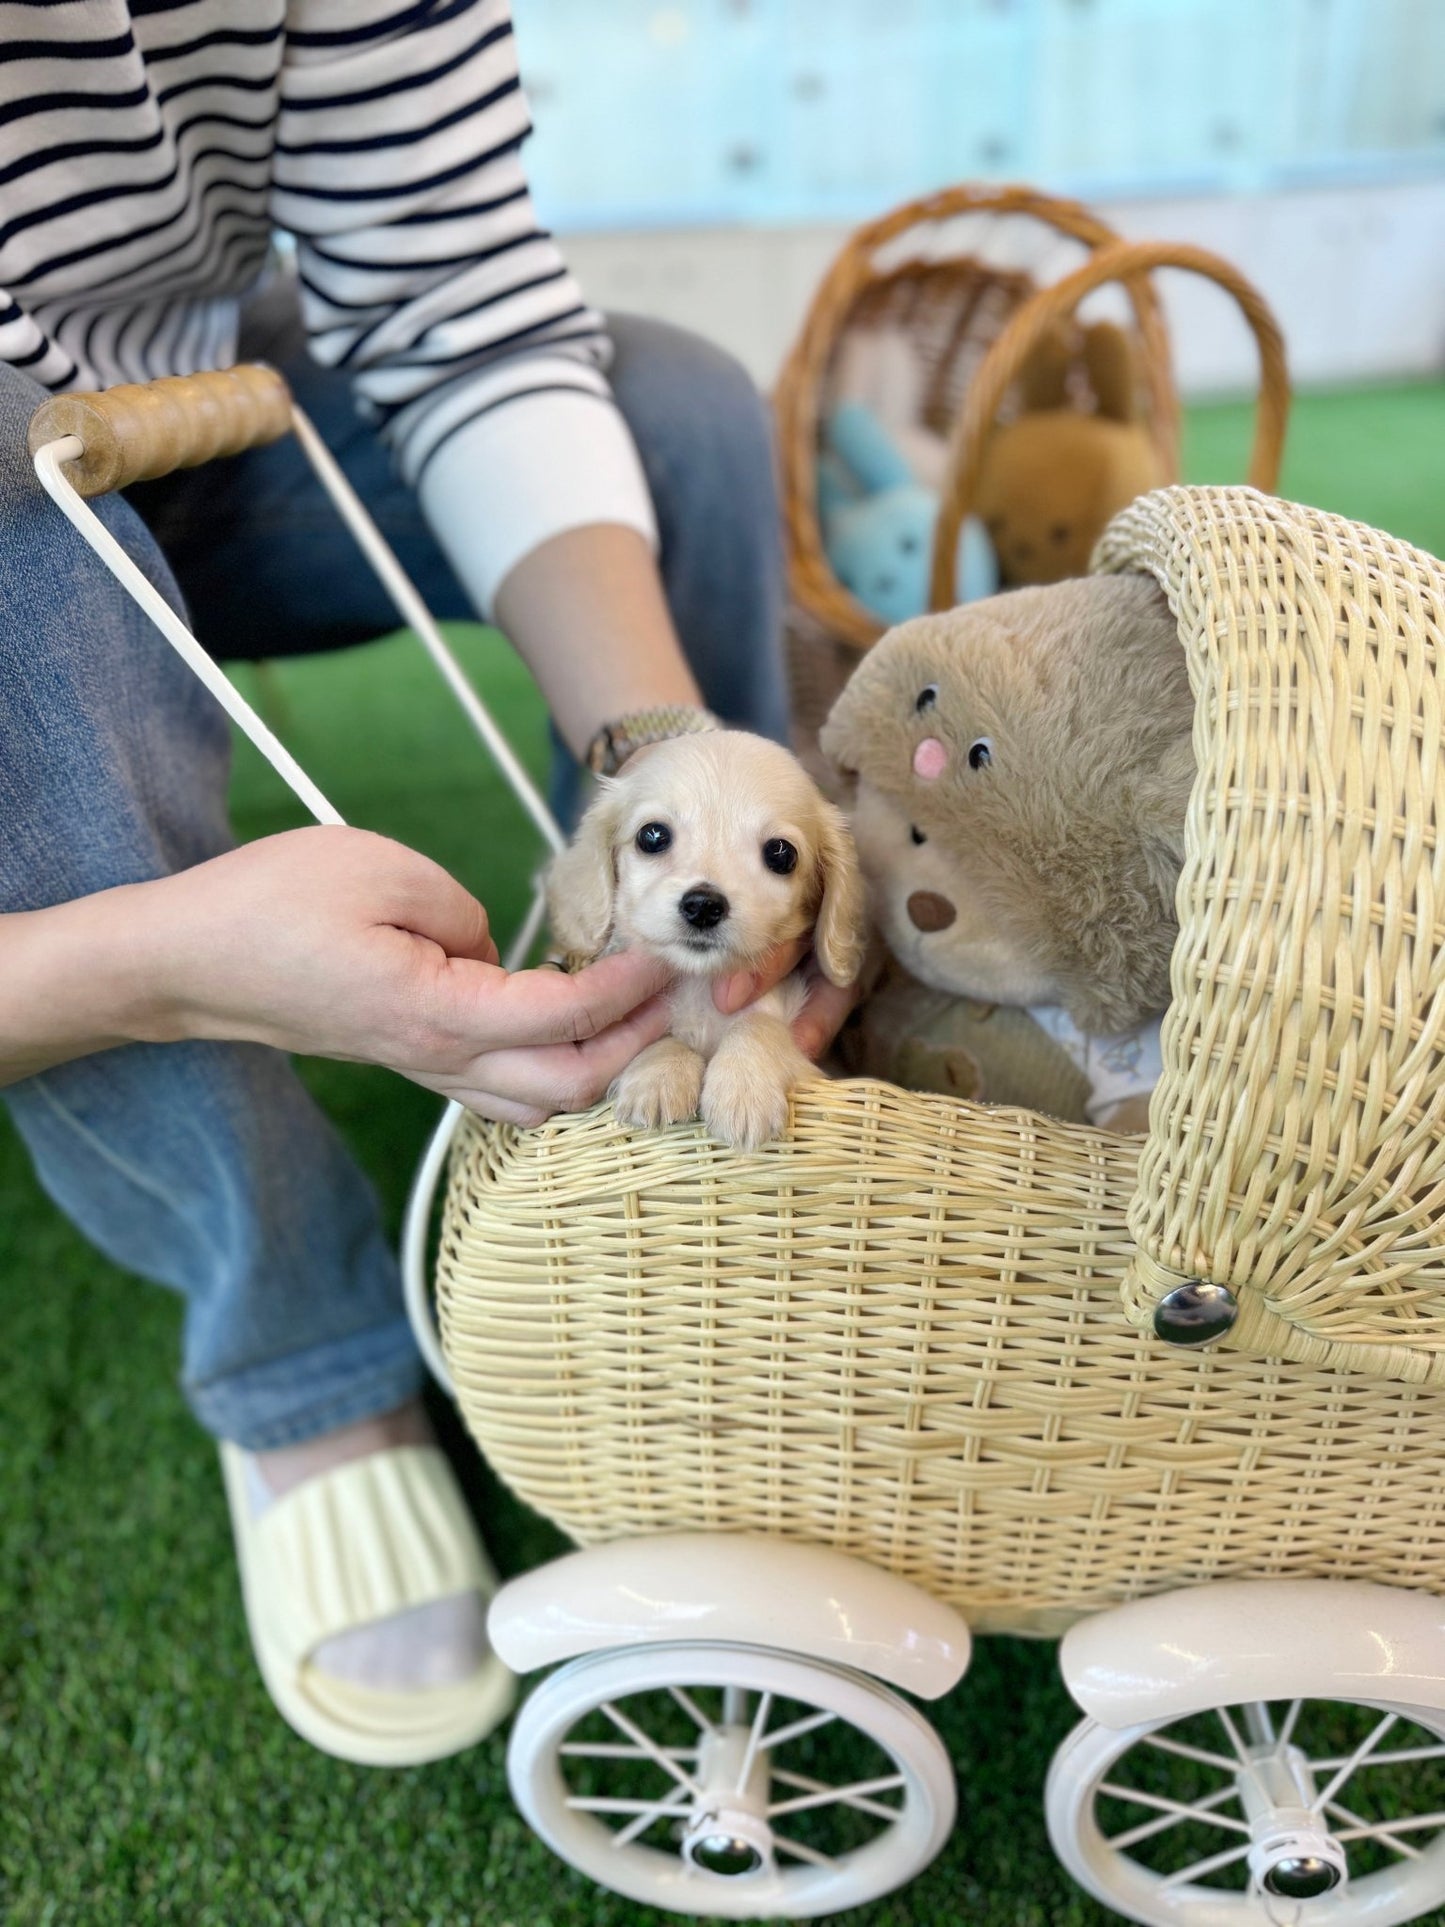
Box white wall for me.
[561,179,1445,395]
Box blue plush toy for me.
[820,401,997,626]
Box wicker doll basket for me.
[773,185,1290,761]
[437,485,1445,1637]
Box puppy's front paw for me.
[611,1039,705,1131]
[700,1056,797,1152]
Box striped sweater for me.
[0,0,654,610]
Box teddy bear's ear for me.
[1082,321,1140,425]
[1016,319,1073,411]
[818,679,868,780]
[544,779,624,961]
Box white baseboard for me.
[562,178,1445,395]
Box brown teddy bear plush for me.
[973,322,1167,587]
[819,574,1195,1131]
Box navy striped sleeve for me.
[272,0,617,475]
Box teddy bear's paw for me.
[611,1040,705,1131]
[700,1056,798,1153]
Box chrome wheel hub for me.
[1239,1740,1349,1901]
[679,1719,774,1880]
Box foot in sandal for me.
[220,1400,516,1766]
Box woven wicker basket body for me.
[438,487,1445,1637]
[439,1084,1445,1637]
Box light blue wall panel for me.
[513,0,1445,229]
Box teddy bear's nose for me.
[907,890,957,933]
[680,885,729,929]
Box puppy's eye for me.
[762,838,798,875]
[635,822,672,854]
[968,738,994,771]
[910,825,927,846]
[915,684,938,713]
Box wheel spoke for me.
[566,1794,692,1816]
[1159,1841,1254,1889]
[1141,1732,1240,1775]
[772,1765,908,1823]
[1215,1706,1253,1768]
[1099,1781,1250,1837]
[758,1708,837,1752]
[1327,1801,1445,1854]
[771,1831,837,1868]
[666,1685,716,1734]
[1277,1699,1303,1748]
[1107,1783,1243,1853]
[560,1742,699,1761]
[733,1691,773,1794]
[1242,1702,1275,1746]
[599,1701,705,1799]
[722,1685,749,1727]
[614,1788,695,1851]
[1311,1743,1445,1771]
[768,1773,906,1822]
[1312,1711,1398,1813]
[1324,1798,1423,1861]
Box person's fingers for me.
[791,973,863,1062]
[447,992,674,1118]
[382,852,497,964]
[480,948,673,1047]
[714,935,810,1015]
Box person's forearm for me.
[492,524,703,759]
[0,889,163,1085]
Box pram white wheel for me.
[505,1640,955,1919]
[1046,1695,1445,1924]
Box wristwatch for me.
[583,703,721,778]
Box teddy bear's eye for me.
[899,533,919,554]
[968,738,994,771]
[914,684,938,713]
[635,822,672,854]
[762,838,798,875]
[910,825,927,846]
[1050,523,1071,544]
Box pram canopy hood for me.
[1099,485,1445,1384]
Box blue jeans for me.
[0,289,786,1450]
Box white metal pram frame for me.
[29,368,1445,1927]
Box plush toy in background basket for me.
[826,574,1193,1131]
[775,186,1290,778]
[972,316,1166,587]
[818,395,997,626]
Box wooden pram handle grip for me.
[27,363,293,497]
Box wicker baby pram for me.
[29,371,1445,1925]
[773,185,1290,762]
[439,486,1445,1924]
[441,482,1445,1618]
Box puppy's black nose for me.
[679,885,729,930]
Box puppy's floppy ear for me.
[811,800,868,987]
[545,779,623,960]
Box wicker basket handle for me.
[775,185,1179,652]
[930,239,1289,609]
[27,363,293,498]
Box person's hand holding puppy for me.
[0,826,673,1124]
[546,732,867,1150]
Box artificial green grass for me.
[3,382,1443,1927]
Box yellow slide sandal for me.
[220,1441,516,1767]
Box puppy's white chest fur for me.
[667,973,808,1056]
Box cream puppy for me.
[546,731,866,1150]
